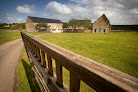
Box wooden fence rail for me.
[21,31,138,92]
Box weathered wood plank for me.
[41,50,46,68]
[32,43,35,54]
[55,61,63,87]
[70,71,80,92]
[36,47,41,62]
[31,42,34,52]
[47,55,53,76]
[34,45,37,57]
[28,41,32,50]
[25,44,68,92]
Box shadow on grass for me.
[22,59,42,92]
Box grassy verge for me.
[0,31,21,45]
[17,49,42,92]
[0,29,27,32]
[40,31,138,78]
[0,31,49,45]
[27,32,50,35]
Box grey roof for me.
[29,16,62,23]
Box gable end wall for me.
[26,17,36,32]
[93,16,111,33]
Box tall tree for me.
[35,23,50,31]
[68,18,78,32]
[81,19,91,30]
[62,23,68,29]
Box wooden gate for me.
[21,31,138,92]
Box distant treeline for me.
[111,25,138,30]
[0,23,25,30]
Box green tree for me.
[35,23,50,31]
[62,23,68,29]
[21,23,26,29]
[68,18,78,32]
[67,18,92,32]
[0,23,5,29]
[81,19,91,30]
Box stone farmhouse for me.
[93,14,111,33]
[26,16,63,32]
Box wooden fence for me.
[21,31,138,92]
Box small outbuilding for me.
[93,14,111,33]
[26,16,63,32]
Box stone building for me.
[93,14,111,33]
[26,16,63,32]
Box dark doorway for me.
[103,29,106,33]
[95,29,97,33]
[99,28,101,33]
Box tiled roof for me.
[29,16,62,23]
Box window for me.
[95,29,97,33]
[99,28,101,33]
[103,29,106,33]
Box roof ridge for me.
[93,14,110,24]
[28,16,62,23]
[28,16,61,21]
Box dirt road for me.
[0,33,54,92]
[0,38,24,92]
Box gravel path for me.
[0,38,24,92]
[0,33,55,92]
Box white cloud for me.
[44,1,93,22]
[16,18,24,22]
[16,5,36,14]
[7,17,14,21]
[0,13,25,23]
[6,13,11,16]
[95,6,107,11]
[0,12,25,23]
[46,1,72,14]
[129,8,138,15]
[70,0,88,4]
[68,4,87,13]
[6,16,25,23]
[43,0,137,24]
[115,3,125,9]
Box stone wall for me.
[26,17,36,32]
[33,23,63,32]
[63,29,92,33]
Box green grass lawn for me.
[0,31,21,45]
[0,31,49,45]
[27,32,50,35]
[17,49,42,92]
[40,31,138,78]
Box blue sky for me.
[0,0,138,24]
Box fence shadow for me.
[22,59,42,92]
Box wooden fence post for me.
[70,71,80,92]
[41,50,46,68]
[47,55,53,76]
[56,61,63,87]
[36,47,41,62]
